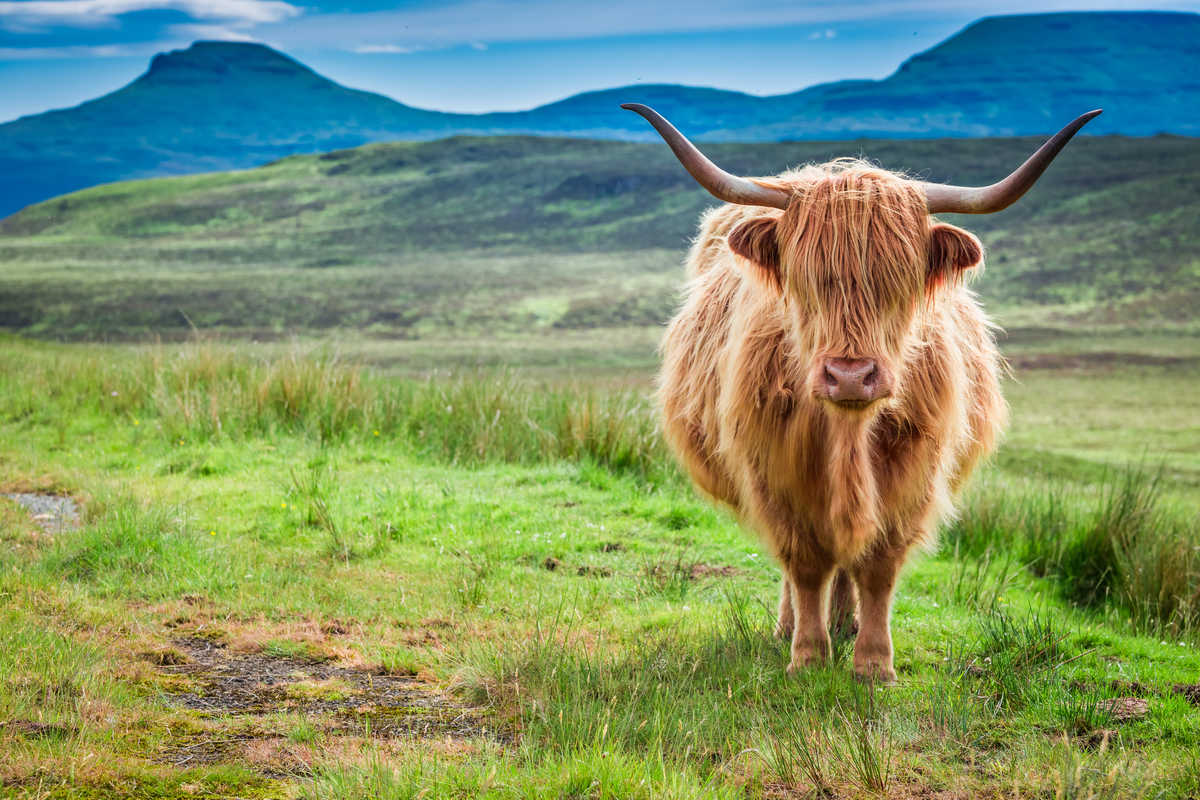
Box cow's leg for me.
[829,568,858,641]
[849,547,905,684]
[786,562,835,673]
[775,576,794,639]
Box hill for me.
[1,10,1197,216]
[1,132,1196,344]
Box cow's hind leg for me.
[849,547,905,684]
[786,561,836,673]
[829,568,858,642]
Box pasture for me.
[1,329,1198,799]
[1,131,1198,798]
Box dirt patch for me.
[2,492,80,533]
[2,720,74,740]
[1084,679,1200,707]
[159,636,474,722]
[1007,351,1198,371]
[164,728,263,769]
[689,563,743,580]
[152,636,493,770]
[1173,683,1200,706]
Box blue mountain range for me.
[0,10,1195,217]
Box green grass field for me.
[1,334,1197,799]
[1,130,1197,798]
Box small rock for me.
[3,493,81,533]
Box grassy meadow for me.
[1,130,1199,798]
[1,331,1198,800]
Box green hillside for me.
[1,133,1197,345]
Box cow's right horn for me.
[621,103,792,210]
[921,110,1102,214]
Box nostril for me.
[823,365,839,388]
[862,363,878,388]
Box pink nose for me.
[822,358,887,406]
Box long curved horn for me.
[922,110,1102,214]
[621,103,792,209]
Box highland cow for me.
[623,103,1100,682]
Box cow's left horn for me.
[922,110,1102,214]
[621,103,792,210]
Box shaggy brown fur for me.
[658,160,1006,682]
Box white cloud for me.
[168,22,258,40]
[468,41,487,50]
[258,0,1200,50]
[0,42,134,57]
[0,0,300,30]
[808,28,837,39]
[352,43,423,54]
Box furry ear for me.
[928,222,983,292]
[728,217,782,291]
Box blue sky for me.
[0,0,1196,122]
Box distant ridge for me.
[1,10,1197,216]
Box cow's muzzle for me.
[820,358,892,408]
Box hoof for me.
[787,643,829,674]
[787,658,823,675]
[853,665,898,686]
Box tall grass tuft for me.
[391,371,670,480]
[289,459,352,562]
[0,338,675,482]
[756,703,832,796]
[827,684,894,796]
[947,469,1200,641]
[457,595,796,777]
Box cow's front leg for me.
[786,562,835,673]
[775,576,794,639]
[849,547,905,684]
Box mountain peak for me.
[143,40,315,85]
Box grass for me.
[0,334,671,480]
[1,337,1198,798]
[949,469,1200,640]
